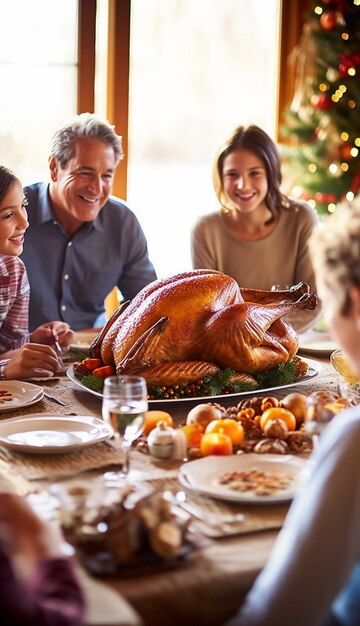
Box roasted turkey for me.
[89,270,318,386]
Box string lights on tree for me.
[281,0,360,215]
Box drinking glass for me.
[102,375,148,481]
[330,348,360,407]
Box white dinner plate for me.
[0,415,112,454]
[69,330,99,353]
[0,380,44,413]
[66,357,322,404]
[298,339,338,358]
[179,454,310,504]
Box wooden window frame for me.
[78,1,312,189]
[276,0,314,140]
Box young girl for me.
[191,125,321,332]
[0,165,74,379]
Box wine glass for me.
[102,375,148,481]
[330,348,360,407]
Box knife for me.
[43,391,67,406]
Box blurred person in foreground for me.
[191,125,321,333]
[0,165,73,379]
[21,113,157,331]
[0,491,84,625]
[226,200,360,626]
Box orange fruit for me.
[260,407,296,432]
[205,418,244,445]
[200,430,233,456]
[179,424,203,447]
[143,410,174,435]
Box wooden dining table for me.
[0,345,341,626]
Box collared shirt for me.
[226,406,360,626]
[0,255,30,353]
[21,183,157,331]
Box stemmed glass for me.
[102,375,148,481]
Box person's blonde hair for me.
[309,200,360,314]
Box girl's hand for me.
[4,344,59,379]
[31,322,75,351]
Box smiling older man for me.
[21,113,157,331]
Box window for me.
[0,0,78,184]
[127,0,281,278]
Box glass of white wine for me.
[102,375,148,481]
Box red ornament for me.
[339,63,349,77]
[351,171,360,194]
[320,11,338,30]
[312,93,332,110]
[340,144,352,160]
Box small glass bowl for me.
[330,348,360,407]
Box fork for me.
[51,329,66,372]
[164,490,244,531]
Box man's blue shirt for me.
[21,182,157,330]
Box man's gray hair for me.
[50,112,123,167]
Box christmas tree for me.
[281,0,360,216]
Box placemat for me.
[143,475,287,537]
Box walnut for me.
[210,402,228,418]
[226,406,239,418]
[287,431,313,453]
[237,396,263,416]
[263,418,289,440]
[238,439,258,453]
[254,438,288,454]
[309,390,338,403]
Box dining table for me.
[0,332,342,626]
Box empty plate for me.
[0,415,112,454]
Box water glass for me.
[102,375,148,480]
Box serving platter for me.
[66,357,322,404]
[179,454,310,504]
[0,415,112,454]
[0,380,44,412]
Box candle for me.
[200,429,233,456]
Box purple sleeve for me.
[0,548,85,626]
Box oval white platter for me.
[0,415,112,454]
[179,453,310,505]
[66,357,322,404]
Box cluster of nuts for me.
[186,392,315,456]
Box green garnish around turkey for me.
[73,357,307,399]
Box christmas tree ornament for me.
[320,11,338,30]
[281,0,360,216]
[340,144,353,160]
[311,93,332,109]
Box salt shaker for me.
[147,421,176,459]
